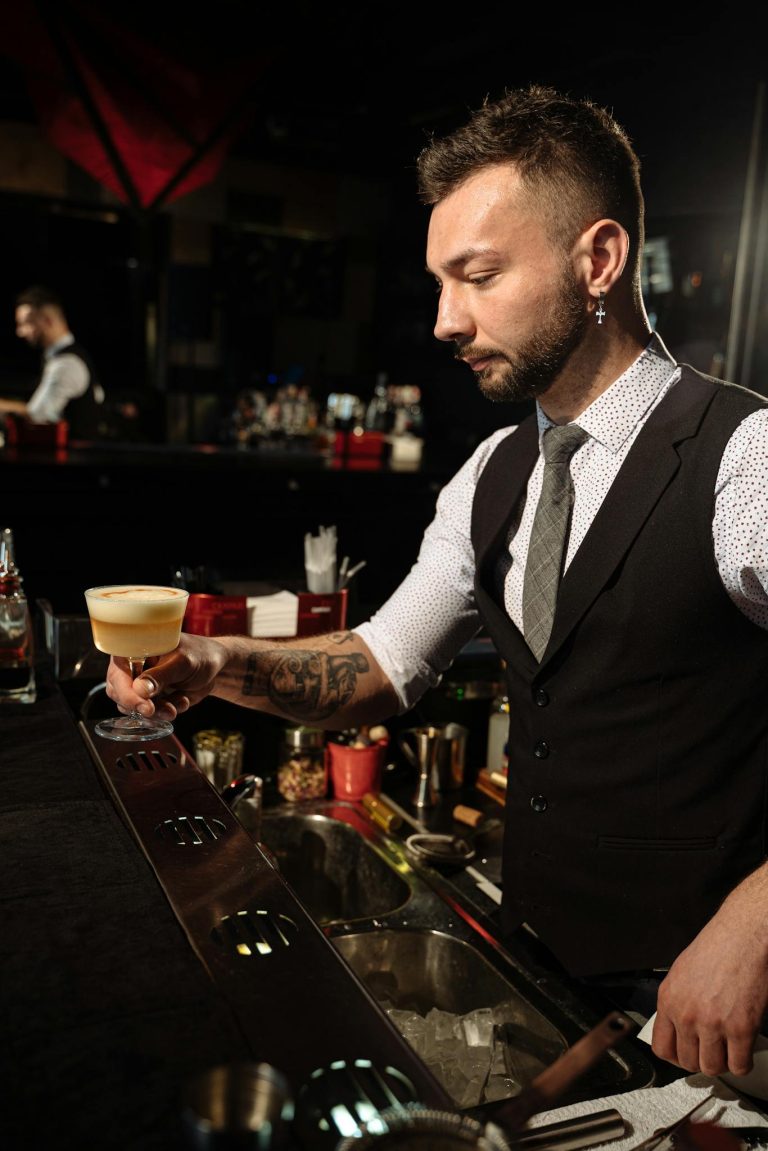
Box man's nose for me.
[433,286,473,343]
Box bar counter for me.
[16,654,765,1151]
[0,665,453,1150]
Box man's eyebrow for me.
[426,247,502,275]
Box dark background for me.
[1,10,767,465]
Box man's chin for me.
[477,374,532,404]
[472,361,503,394]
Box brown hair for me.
[16,284,65,314]
[416,84,644,283]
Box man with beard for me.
[104,86,768,1083]
[0,284,106,439]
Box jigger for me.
[398,723,469,808]
[398,725,441,808]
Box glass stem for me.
[128,658,146,716]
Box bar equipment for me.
[398,722,469,807]
[192,728,246,789]
[181,1061,294,1149]
[327,736,388,800]
[334,1013,635,1149]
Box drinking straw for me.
[305,525,338,592]
[339,559,366,588]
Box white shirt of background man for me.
[25,334,104,423]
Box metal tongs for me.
[624,1095,718,1151]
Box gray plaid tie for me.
[522,424,589,661]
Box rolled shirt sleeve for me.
[354,427,515,711]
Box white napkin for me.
[246,590,298,637]
[524,1074,768,1145]
[638,1013,768,1104]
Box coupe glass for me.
[84,584,189,742]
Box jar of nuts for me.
[277,725,327,802]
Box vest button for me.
[534,741,549,759]
[531,795,548,812]
[534,688,549,707]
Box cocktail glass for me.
[84,584,189,742]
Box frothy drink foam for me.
[84,585,189,658]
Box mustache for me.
[453,343,502,363]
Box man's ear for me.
[578,218,629,293]
[39,305,60,334]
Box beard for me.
[456,263,587,404]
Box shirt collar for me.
[535,332,680,453]
[44,333,75,361]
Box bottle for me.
[486,690,509,774]
[0,527,36,703]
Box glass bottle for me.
[486,691,509,774]
[0,527,36,703]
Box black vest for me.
[471,367,768,976]
[51,340,103,439]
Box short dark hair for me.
[16,285,65,313]
[416,84,644,281]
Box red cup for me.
[326,739,388,800]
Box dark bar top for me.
[0,671,251,1148]
[0,435,454,477]
[0,668,450,1150]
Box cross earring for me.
[596,291,606,325]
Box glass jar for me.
[277,725,327,801]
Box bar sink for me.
[333,927,566,1106]
[258,807,412,925]
[333,928,559,1037]
[231,797,656,1107]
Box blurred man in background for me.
[0,284,106,439]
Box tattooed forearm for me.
[242,643,370,721]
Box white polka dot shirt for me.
[355,334,768,711]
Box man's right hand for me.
[105,632,229,720]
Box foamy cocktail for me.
[84,584,189,742]
[85,585,189,658]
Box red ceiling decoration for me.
[3,1,261,211]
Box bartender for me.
[104,85,768,1083]
[0,283,106,438]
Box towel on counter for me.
[524,1074,768,1147]
[638,1015,768,1105]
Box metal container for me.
[335,1106,513,1149]
[398,722,469,806]
[181,1061,293,1149]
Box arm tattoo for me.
[242,636,370,721]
